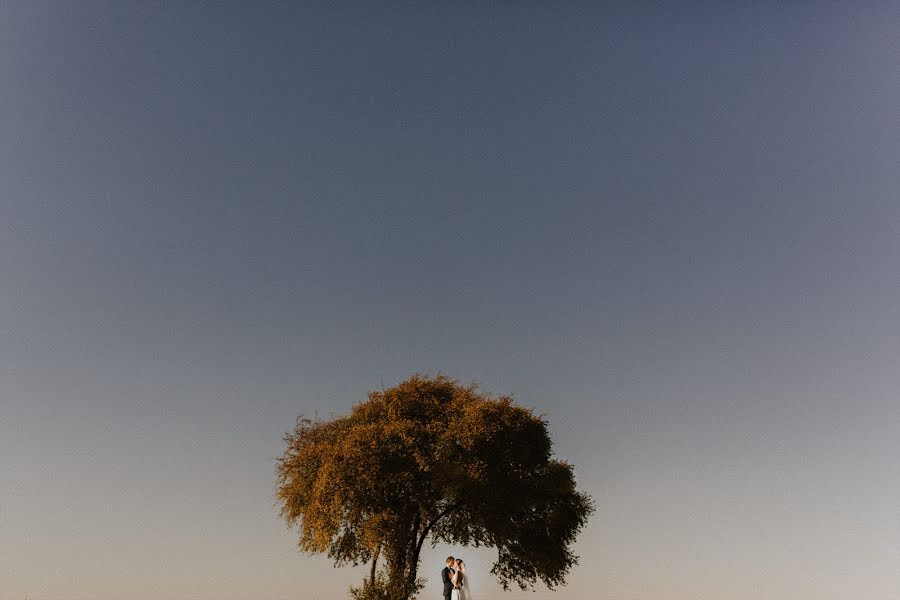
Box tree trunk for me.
[370,543,380,586]
[407,540,419,594]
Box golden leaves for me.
[274,374,594,593]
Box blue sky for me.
[1,3,898,599]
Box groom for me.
[441,556,455,599]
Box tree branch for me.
[413,501,462,565]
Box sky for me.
[1,2,898,599]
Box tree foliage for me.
[275,374,594,599]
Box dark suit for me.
[441,566,455,598]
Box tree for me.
[275,374,594,600]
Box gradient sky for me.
[1,2,898,599]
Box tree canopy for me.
[275,374,594,599]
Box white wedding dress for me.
[450,570,473,600]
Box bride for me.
[450,559,473,600]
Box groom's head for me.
[446,556,454,567]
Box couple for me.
[441,556,472,600]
